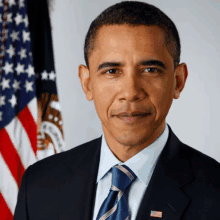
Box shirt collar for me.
[96,123,169,185]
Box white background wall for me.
[50,0,220,162]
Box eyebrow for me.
[140,59,167,70]
[97,62,122,72]
[97,59,167,72]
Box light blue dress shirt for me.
[92,123,169,220]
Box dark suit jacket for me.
[14,125,220,220]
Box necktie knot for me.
[111,164,137,192]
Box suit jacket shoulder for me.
[135,127,220,220]
[27,136,101,178]
[178,142,220,188]
[14,136,102,220]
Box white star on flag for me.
[9,94,17,108]
[18,48,27,59]
[15,63,24,75]
[23,15,29,27]
[22,30,30,43]
[0,112,2,121]
[49,71,56,80]
[3,62,13,75]
[12,79,21,91]
[19,0,25,8]
[1,78,10,90]
[7,13,13,23]
[24,80,34,92]
[0,0,3,7]
[6,45,15,58]
[25,65,35,77]
[10,30,20,42]
[14,13,23,26]
[0,96,6,106]
[8,0,16,7]
[41,70,48,80]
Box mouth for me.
[115,112,151,123]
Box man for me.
[14,1,220,220]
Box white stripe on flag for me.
[0,153,19,214]
[5,116,37,169]
[28,97,38,124]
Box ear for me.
[78,64,93,101]
[173,63,188,99]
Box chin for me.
[116,131,151,147]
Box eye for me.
[105,69,119,74]
[144,68,161,73]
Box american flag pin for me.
[150,210,162,218]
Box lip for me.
[115,111,150,117]
[115,113,151,124]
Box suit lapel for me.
[59,137,102,220]
[136,125,194,220]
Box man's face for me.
[79,25,187,151]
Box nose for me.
[118,72,146,102]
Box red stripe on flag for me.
[0,128,25,187]
[18,106,37,155]
[0,192,13,220]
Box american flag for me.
[0,0,65,219]
[150,210,163,218]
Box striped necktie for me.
[96,164,137,220]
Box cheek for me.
[92,82,116,119]
[148,77,174,113]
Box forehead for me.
[89,24,172,69]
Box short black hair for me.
[84,1,181,70]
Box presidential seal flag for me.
[26,0,65,159]
[0,0,65,219]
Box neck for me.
[103,123,166,162]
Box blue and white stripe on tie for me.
[96,164,137,220]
